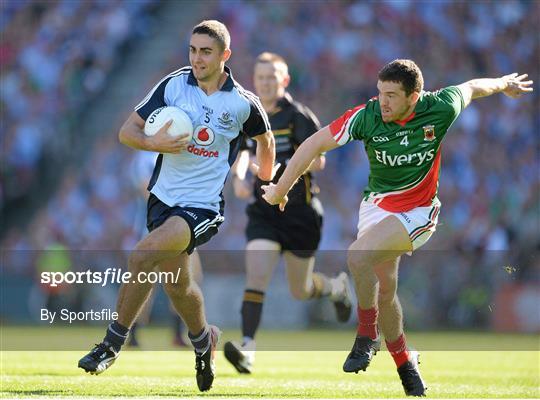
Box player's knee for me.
[163,280,190,299]
[347,246,371,272]
[128,250,153,273]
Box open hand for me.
[502,73,534,99]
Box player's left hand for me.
[502,73,534,99]
[261,183,288,211]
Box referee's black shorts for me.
[147,193,224,254]
[245,198,323,258]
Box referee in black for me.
[224,52,352,374]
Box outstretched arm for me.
[457,73,533,108]
[262,126,338,210]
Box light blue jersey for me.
[135,66,270,213]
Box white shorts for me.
[357,198,441,252]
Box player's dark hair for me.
[192,20,231,52]
[378,59,424,96]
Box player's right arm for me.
[118,111,189,153]
[122,70,192,153]
[262,126,338,210]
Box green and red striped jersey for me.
[329,86,464,212]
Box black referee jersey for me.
[242,92,321,208]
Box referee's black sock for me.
[310,272,333,299]
[241,289,265,341]
[104,321,129,352]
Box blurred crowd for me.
[1,1,538,328]
[1,0,157,209]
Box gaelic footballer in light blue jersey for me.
[78,20,276,393]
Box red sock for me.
[356,307,378,339]
[386,333,410,367]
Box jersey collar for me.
[187,65,235,92]
[394,111,416,127]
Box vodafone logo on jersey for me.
[193,126,215,146]
[187,126,219,158]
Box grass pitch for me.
[1,328,538,398]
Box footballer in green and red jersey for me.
[262,59,533,397]
[329,86,464,213]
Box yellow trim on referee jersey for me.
[273,128,292,136]
[304,174,312,204]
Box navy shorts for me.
[245,198,323,258]
[146,193,224,254]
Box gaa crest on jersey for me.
[193,126,215,146]
[218,111,234,129]
[423,125,435,141]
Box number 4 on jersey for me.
[400,135,409,146]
